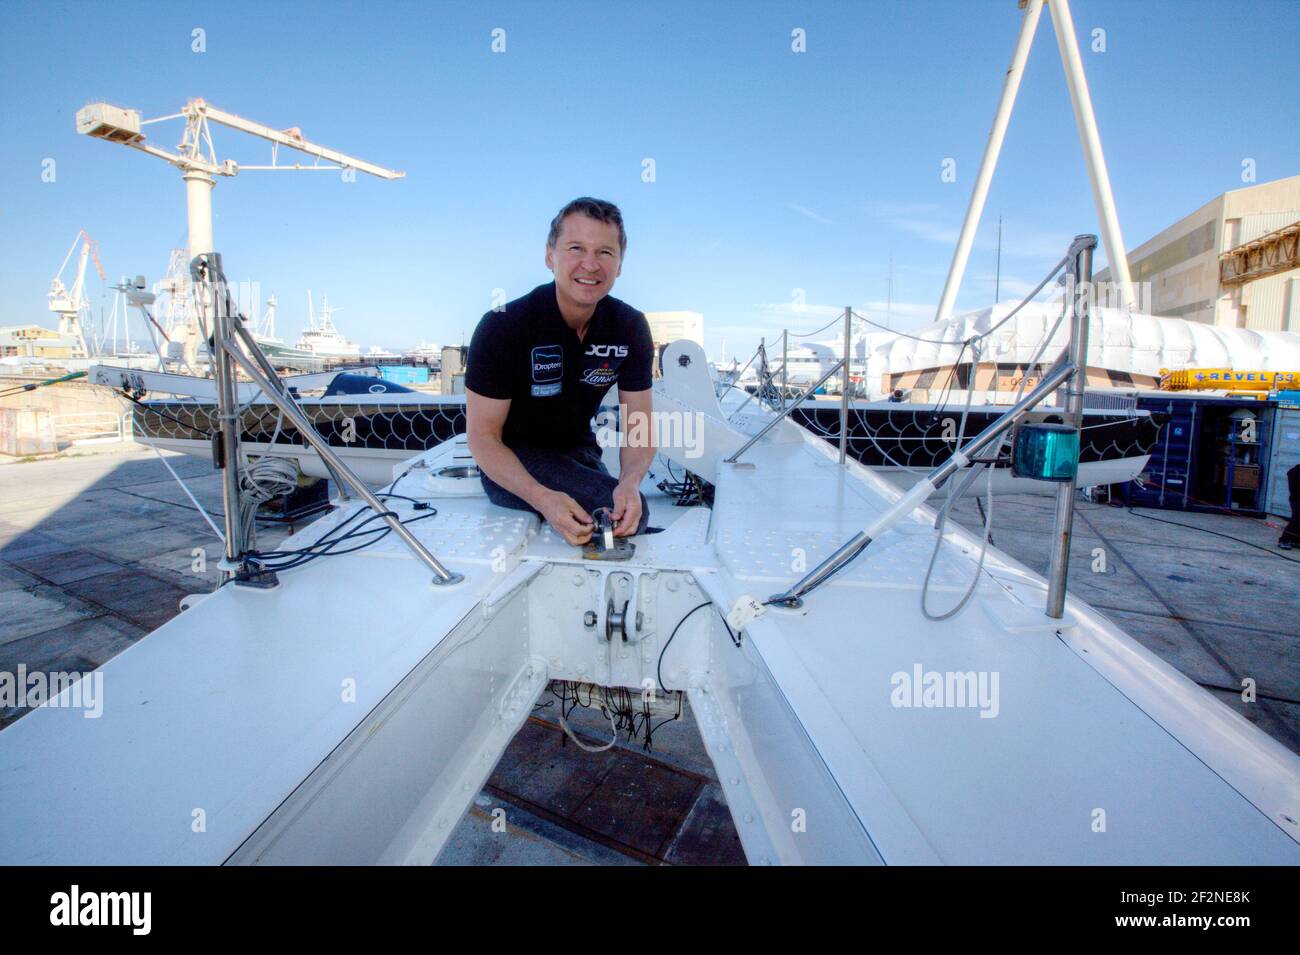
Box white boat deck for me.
[0,498,535,865]
[704,438,1299,863]
[1,413,1297,865]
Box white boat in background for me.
[296,292,361,360]
[251,294,324,371]
[404,341,443,365]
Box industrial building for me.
[1095,174,1300,331]
[644,310,703,348]
[0,325,79,360]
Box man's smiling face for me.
[545,213,623,317]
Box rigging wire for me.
[850,310,953,344]
[766,251,1077,604]
[787,314,846,338]
[920,337,996,620]
[657,601,739,693]
[847,251,1069,347]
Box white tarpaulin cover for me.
[864,303,1300,387]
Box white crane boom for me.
[76,98,403,254]
[76,99,404,180]
[195,101,404,179]
[76,97,403,363]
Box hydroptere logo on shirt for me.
[531,345,563,382]
[531,344,563,396]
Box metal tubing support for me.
[1045,234,1096,617]
[935,0,1044,321]
[725,358,846,464]
[223,340,463,586]
[840,306,851,465]
[729,365,777,417]
[230,317,352,501]
[1047,0,1134,311]
[781,330,788,413]
[200,256,245,575]
[768,359,1077,608]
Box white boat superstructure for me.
[296,292,361,360]
[4,340,1298,865]
[404,341,443,363]
[249,294,324,370]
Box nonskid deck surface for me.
[705,440,1300,863]
[0,494,533,864]
[1,431,1297,865]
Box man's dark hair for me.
[547,197,627,255]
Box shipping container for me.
[1119,394,1276,515]
[1266,405,1300,520]
[378,365,430,386]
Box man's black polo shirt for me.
[465,282,654,449]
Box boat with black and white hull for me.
[94,364,1161,494]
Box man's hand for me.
[611,479,642,537]
[539,490,594,545]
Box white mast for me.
[1048,0,1134,310]
[260,294,279,341]
[935,0,1135,321]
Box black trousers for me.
[479,443,650,535]
[1282,464,1300,546]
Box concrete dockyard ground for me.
[1,446,1296,864]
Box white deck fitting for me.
[525,505,716,573]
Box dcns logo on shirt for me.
[585,344,628,358]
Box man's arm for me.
[612,387,655,536]
[465,388,594,545]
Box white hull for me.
[3,342,1297,865]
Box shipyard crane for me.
[76,98,404,255]
[75,97,416,585]
[76,98,404,367]
[47,229,105,358]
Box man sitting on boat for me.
[465,197,655,545]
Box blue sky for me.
[1,0,1296,362]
